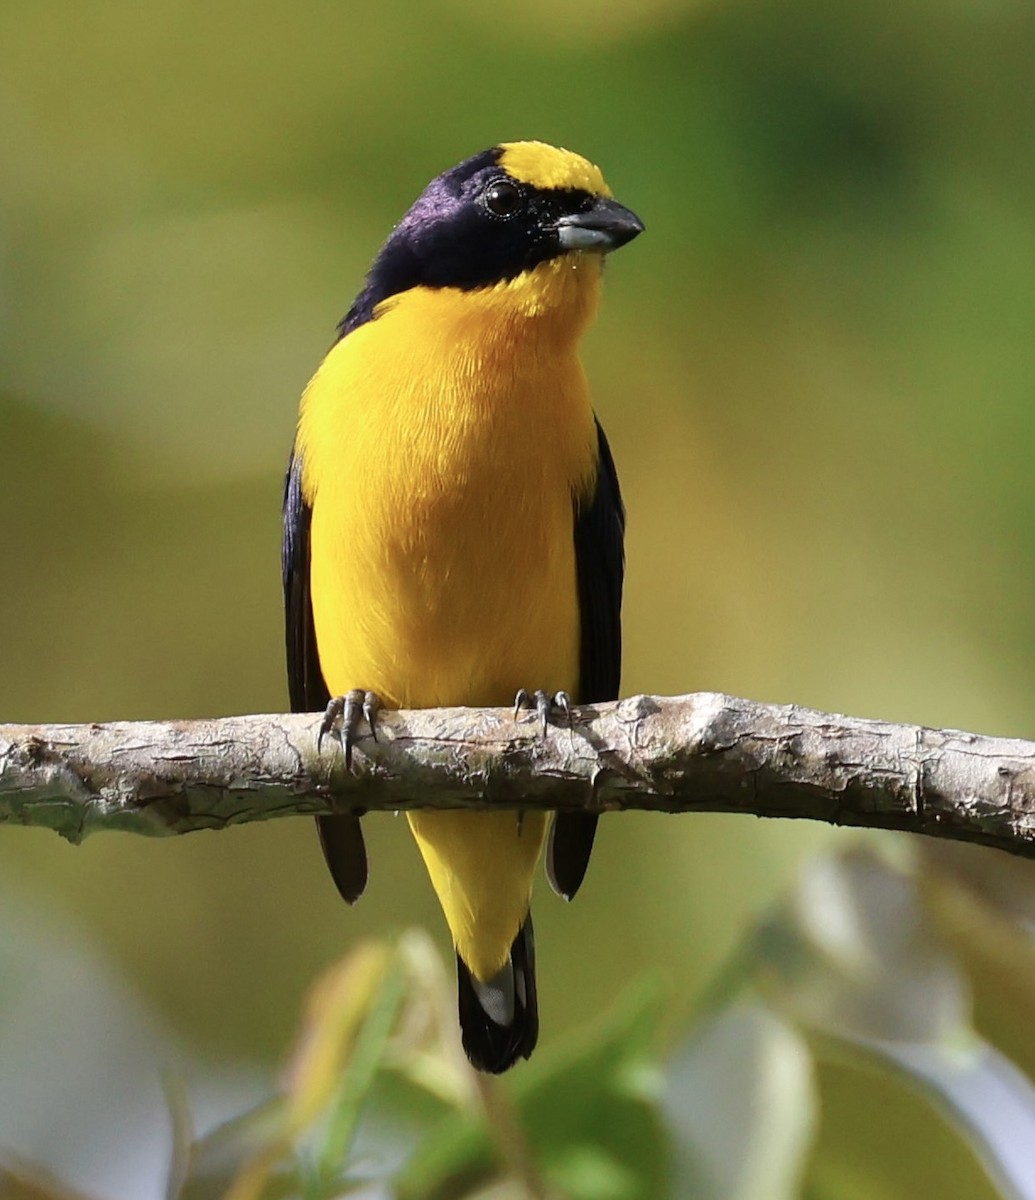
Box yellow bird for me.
[283,141,642,1072]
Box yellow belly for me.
[297,276,598,980]
[406,810,548,980]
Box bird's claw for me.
[318,689,381,769]
[514,689,574,738]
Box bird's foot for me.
[513,689,574,738]
[318,689,381,769]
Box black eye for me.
[483,179,523,218]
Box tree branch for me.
[2,694,1034,855]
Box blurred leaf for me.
[164,1072,194,1200]
[740,844,1035,1198]
[312,953,407,1183]
[758,846,970,1046]
[920,845,1035,1192]
[0,883,213,1200]
[0,1159,101,1200]
[386,929,479,1109]
[285,941,395,1138]
[663,1002,816,1200]
[177,953,668,1200]
[924,842,1035,932]
[179,1098,288,1200]
[867,1038,1035,1200]
[186,932,484,1199]
[802,1054,1003,1200]
[398,981,668,1200]
[221,940,395,1200]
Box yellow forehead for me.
[498,141,612,197]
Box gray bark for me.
[1,693,1033,856]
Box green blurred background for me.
[2,0,1035,1192]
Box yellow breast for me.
[296,256,601,710]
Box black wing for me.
[546,417,625,900]
[283,450,368,903]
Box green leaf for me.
[397,980,669,1200]
[312,959,408,1182]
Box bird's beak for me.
[556,197,645,253]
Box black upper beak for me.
[556,197,645,253]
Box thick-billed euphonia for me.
[283,141,642,1072]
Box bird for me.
[282,141,642,1073]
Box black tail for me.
[456,916,538,1074]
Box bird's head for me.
[344,141,643,332]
